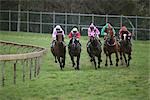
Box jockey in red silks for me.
[51,25,65,48]
[101,23,116,45]
[68,27,81,48]
[119,26,132,40]
[119,26,133,46]
[87,23,101,47]
[68,27,81,41]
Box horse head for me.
[56,33,65,48]
[90,36,100,48]
[122,33,132,48]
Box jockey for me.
[88,23,100,39]
[101,23,116,45]
[87,23,101,47]
[68,27,81,48]
[119,26,132,40]
[68,27,81,41]
[51,25,65,48]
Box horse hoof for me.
[98,66,100,68]
[110,63,113,66]
[105,64,108,66]
[127,64,129,67]
[116,63,118,66]
[55,61,57,63]
[90,59,93,62]
[72,64,75,67]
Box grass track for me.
[0,31,149,100]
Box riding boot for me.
[86,41,91,48]
[51,40,56,48]
[98,40,102,46]
[68,40,71,50]
[104,40,107,46]
[62,41,66,47]
[76,40,81,47]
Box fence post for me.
[65,12,67,34]
[78,13,80,31]
[53,11,55,28]
[14,61,17,84]
[22,60,25,82]
[92,14,94,23]
[27,11,29,32]
[34,57,37,77]
[120,15,123,28]
[30,59,33,80]
[17,3,21,32]
[1,61,5,86]
[40,11,42,33]
[135,15,138,40]
[9,10,11,31]
[106,14,108,24]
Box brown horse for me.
[68,35,81,70]
[103,35,119,66]
[51,33,66,70]
[87,36,102,69]
[118,32,132,67]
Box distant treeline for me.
[0,0,149,16]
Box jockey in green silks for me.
[101,23,116,45]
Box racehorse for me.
[87,34,102,70]
[51,33,66,70]
[118,32,132,67]
[68,34,81,70]
[103,35,119,66]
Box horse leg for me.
[105,54,108,66]
[115,52,119,66]
[87,47,93,62]
[57,57,63,70]
[120,52,123,65]
[109,54,113,66]
[76,54,80,70]
[123,53,127,66]
[70,56,75,67]
[62,56,65,68]
[127,53,131,67]
[93,57,97,70]
[55,56,57,63]
[98,56,101,68]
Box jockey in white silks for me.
[51,25,65,48]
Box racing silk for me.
[119,26,132,40]
[52,26,65,40]
[68,32,81,39]
[88,27,100,37]
[101,23,116,36]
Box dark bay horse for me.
[68,35,81,70]
[103,36,119,66]
[87,36,102,69]
[118,32,132,67]
[51,33,66,70]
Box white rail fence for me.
[0,40,47,86]
[0,10,150,40]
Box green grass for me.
[0,31,149,100]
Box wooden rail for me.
[0,40,47,86]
